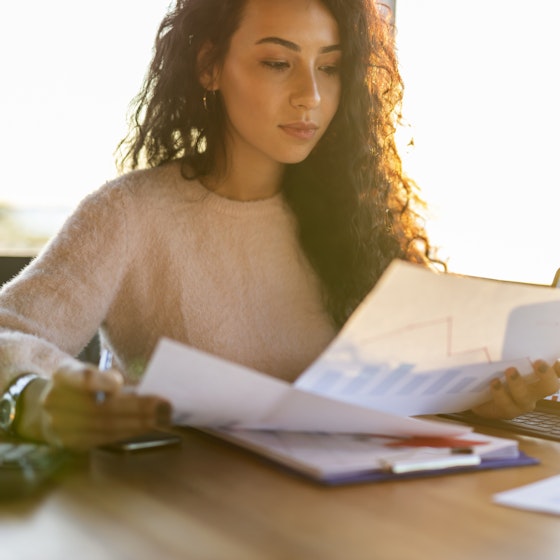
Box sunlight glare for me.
[396,0,560,284]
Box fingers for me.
[473,360,560,420]
[32,358,173,450]
[42,400,172,450]
[41,367,171,450]
[474,375,524,419]
[53,360,123,394]
[533,360,560,396]
[44,363,125,417]
[501,367,537,413]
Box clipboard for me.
[321,453,538,486]
[202,428,537,486]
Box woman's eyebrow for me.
[255,36,341,54]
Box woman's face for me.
[208,0,341,173]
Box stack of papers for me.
[138,337,535,483]
[206,429,530,484]
[139,337,469,438]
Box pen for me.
[98,348,113,371]
[95,349,113,404]
[381,452,481,474]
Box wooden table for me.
[2,425,560,560]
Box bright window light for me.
[396,0,560,284]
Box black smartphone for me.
[98,431,182,453]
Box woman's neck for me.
[202,152,285,202]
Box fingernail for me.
[491,379,502,390]
[507,369,519,381]
[538,363,549,375]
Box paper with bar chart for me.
[139,260,560,428]
[295,260,560,415]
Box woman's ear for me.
[197,41,220,91]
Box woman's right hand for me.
[471,360,560,419]
[17,361,171,450]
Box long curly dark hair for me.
[117,0,435,327]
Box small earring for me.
[203,89,216,112]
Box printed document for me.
[138,260,560,432]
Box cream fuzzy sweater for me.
[0,163,336,388]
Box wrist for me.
[0,375,49,441]
[16,377,50,441]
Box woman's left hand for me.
[472,360,560,419]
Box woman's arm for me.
[0,179,171,448]
[0,182,131,371]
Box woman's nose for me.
[289,68,321,110]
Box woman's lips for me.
[279,122,319,140]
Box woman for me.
[0,0,557,449]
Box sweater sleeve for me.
[0,180,130,387]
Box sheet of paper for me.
[295,260,560,414]
[138,338,289,427]
[493,475,560,515]
[138,338,470,437]
[330,260,560,364]
[139,261,560,428]
[295,354,534,415]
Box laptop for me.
[440,393,560,442]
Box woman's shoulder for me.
[87,161,289,222]
[102,161,194,201]
[75,161,207,223]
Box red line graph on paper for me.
[352,316,494,363]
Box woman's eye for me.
[320,65,340,76]
[261,60,290,71]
